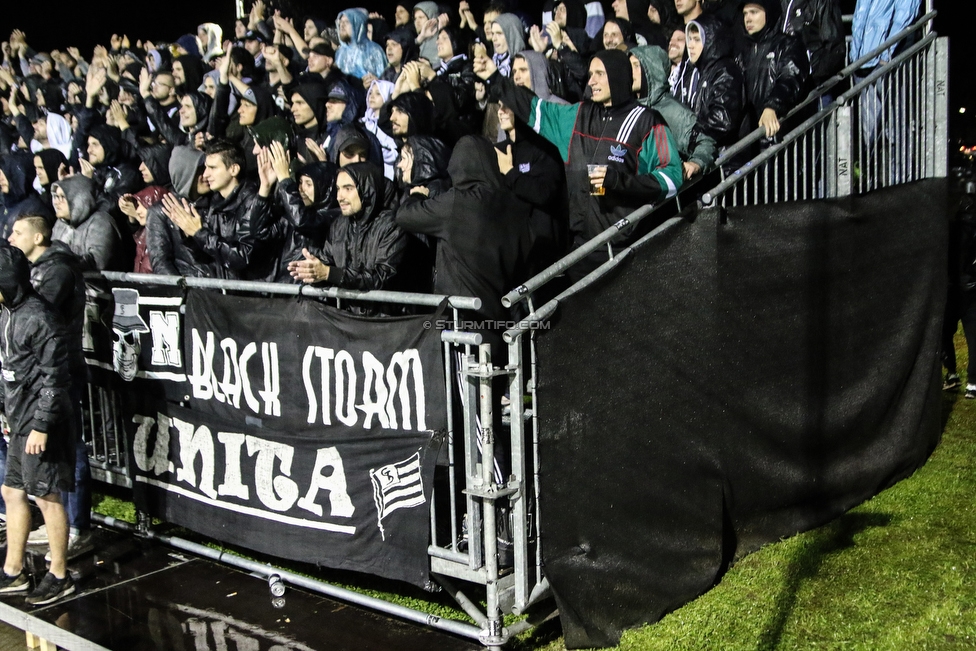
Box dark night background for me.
[1,0,972,141]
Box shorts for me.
[3,432,74,497]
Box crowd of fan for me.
[0,0,850,319]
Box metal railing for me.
[81,273,548,650]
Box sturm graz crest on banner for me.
[369,452,426,540]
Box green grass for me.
[521,328,976,651]
[94,329,976,651]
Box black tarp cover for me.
[535,180,947,648]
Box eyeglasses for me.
[151,79,172,89]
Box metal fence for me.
[81,274,547,650]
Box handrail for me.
[702,30,938,205]
[835,32,937,105]
[88,271,483,312]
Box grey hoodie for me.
[51,175,124,271]
[414,1,442,68]
[168,146,206,198]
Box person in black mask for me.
[495,103,566,267]
[476,48,683,279]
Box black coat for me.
[146,199,213,277]
[187,181,266,279]
[736,3,810,124]
[0,152,51,239]
[264,162,340,283]
[780,0,845,85]
[311,162,408,305]
[396,136,538,326]
[0,246,72,438]
[495,130,567,267]
[29,241,87,376]
[681,15,747,147]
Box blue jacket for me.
[850,0,921,68]
[335,9,389,79]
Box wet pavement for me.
[0,527,483,651]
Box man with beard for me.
[287,162,408,311]
[82,124,144,208]
[335,8,388,79]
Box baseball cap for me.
[244,30,266,43]
[327,84,349,102]
[306,42,335,58]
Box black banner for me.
[536,180,948,648]
[131,402,441,586]
[182,292,446,434]
[86,287,447,586]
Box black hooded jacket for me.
[681,15,747,146]
[398,135,451,199]
[138,144,173,187]
[263,161,340,283]
[149,91,212,147]
[558,0,593,54]
[0,152,51,239]
[0,246,72,438]
[396,136,541,327]
[34,149,67,212]
[291,82,330,162]
[735,0,810,125]
[88,123,144,205]
[780,0,845,85]
[29,241,87,376]
[311,162,408,303]
[384,91,436,140]
[175,55,205,94]
[495,126,567,264]
[381,28,419,82]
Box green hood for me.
[630,45,670,106]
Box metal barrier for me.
[81,273,548,650]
